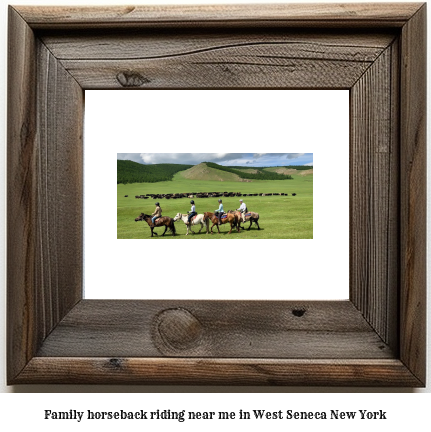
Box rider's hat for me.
[155,202,160,206]
[190,200,195,204]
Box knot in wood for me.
[116,71,150,87]
[154,308,203,351]
[108,358,123,369]
[292,308,306,317]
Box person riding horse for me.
[236,199,247,223]
[150,202,162,227]
[215,199,224,225]
[187,200,197,225]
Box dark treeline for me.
[278,165,313,170]
[117,160,193,184]
[205,162,293,180]
[229,165,313,171]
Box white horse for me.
[173,213,209,235]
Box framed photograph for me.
[7,3,426,386]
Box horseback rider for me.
[215,199,224,225]
[187,200,197,225]
[237,199,247,223]
[150,202,162,227]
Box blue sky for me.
[117,153,313,167]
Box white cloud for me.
[286,153,306,159]
[117,153,314,167]
[117,153,144,164]
[252,153,306,160]
[138,153,246,165]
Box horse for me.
[234,210,260,230]
[173,213,209,235]
[203,211,239,234]
[134,213,176,237]
[227,210,243,230]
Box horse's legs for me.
[187,219,195,234]
[256,220,260,230]
[162,226,168,236]
[228,221,233,234]
[247,221,252,230]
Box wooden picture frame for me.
[7,3,426,386]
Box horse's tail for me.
[170,218,176,235]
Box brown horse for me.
[227,210,243,230]
[203,212,239,234]
[235,210,260,230]
[135,213,176,237]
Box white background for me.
[0,0,430,424]
[85,90,349,300]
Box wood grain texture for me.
[7,6,83,383]
[41,30,394,89]
[7,3,426,386]
[53,32,393,89]
[35,40,84,335]
[41,31,395,60]
[36,300,393,359]
[15,358,423,386]
[399,3,427,385]
[350,43,399,349]
[7,6,38,381]
[15,3,423,29]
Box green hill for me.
[177,162,242,182]
[117,160,193,184]
[204,162,293,181]
[117,160,310,184]
[263,166,313,176]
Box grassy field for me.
[117,172,313,239]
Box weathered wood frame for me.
[7,3,426,386]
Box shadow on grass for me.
[182,227,265,237]
[135,225,265,238]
